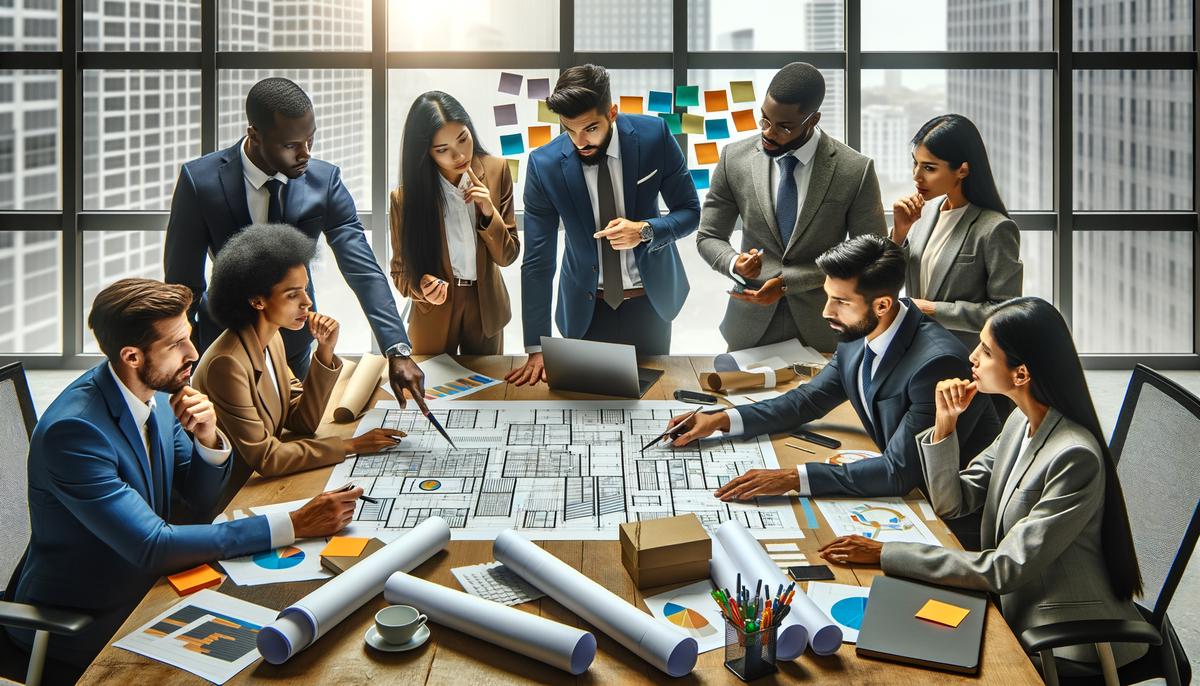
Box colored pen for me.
[335,482,378,504]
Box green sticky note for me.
[675,85,700,107]
[658,113,682,135]
[681,112,705,135]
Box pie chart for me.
[830,596,869,630]
[664,601,717,637]
[252,546,305,570]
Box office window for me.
[864,0,1051,51]
[1019,230,1053,304]
[1074,0,1193,51]
[387,0,557,51]
[82,231,165,353]
[688,0,843,51]
[83,1,201,51]
[576,0,672,51]
[220,0,371,51]
[0,0,57,50]
[0,231,60,354]
[0,71,60,210]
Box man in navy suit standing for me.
[165,77,427,411]
[506,64,700,386]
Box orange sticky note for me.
[619,95,644,114]
[915,598,971,628]
[694,142,719,165]
[528,125,552,148]
[704,89,729,112]
[731,109,757,132]
[321,536,370,558]
[168,564,223,595]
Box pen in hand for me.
[336,482,378,504]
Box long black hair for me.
[398,91,489,294]
[912,114,1009,218]
[988,297,1143,601]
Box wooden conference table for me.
[80,355,1042,685]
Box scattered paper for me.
[806,582,870,643]
[690,169,710,190]
[681,112,705,134]
[765,542,800,552]
[825,449,881,466]
[537,100,558,124]
[168,565,223,596]
[494,103,518,126]
[675,84,699,107]
[730,389,783,406]
[917,500,938,520]
[214,499,332,586]
[814,498,942,545]
[500,133,524,155]
[507,158,520,183]
[705,119,730,140]
[648,90,673,113]
[694,142,718,165]
[320,537,368,558]
[528,125,552,148]
[619,95,644,114]
[704,89,729,112]
[643,580,725,654]
[716,339,827,371]
[498,72,523,95]
[418,353,503,400]
[659,112,682,134]
[769,553,808,562]
[527,77,550,100]
[451,561,545,606]
[731,109,757,132]
[916,598,970,628]
[114,589,276,684]
[729,81,756,103]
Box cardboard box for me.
[619,514,712,589]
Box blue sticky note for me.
[500,133,524,155]
[658,113,682,135]
[705,118,730,140]
[647,90,673,113]
[690,169,711,190]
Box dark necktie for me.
[775,155,799,246]
[596,159,624,310]
[145,409,166,515]
[861,344,878,403]
[265,179,284,224]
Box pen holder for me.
[723,619,778,682]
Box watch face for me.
[640,224,653,241]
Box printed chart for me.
[805,582,871,643]
[814,498,941,545]
[644,580,725,653]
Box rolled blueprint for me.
[711,520,841,659]
[333,353,388,422]
[494,530,697,677]
[384,572,596,674]
[699,367,797,393]
[257,517,450,664]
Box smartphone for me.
[789,429,841,449]
[674,389,718,405]
[788,564,836,582]
[728,282,747,294]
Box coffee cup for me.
[374,605,427,645]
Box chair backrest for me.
[1110,364,1200,626]
[0,362,36,590]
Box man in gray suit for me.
[697,62,887,353]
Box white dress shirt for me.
[439,171,479,281]
[263,346,281,405]
[919,202,970,294]
[729,128,824,283]
[107,364,295,547]
[722,301,910,496]
[240,137,291,225]
[582,123,642,290]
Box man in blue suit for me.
[506,64,700,386]
[7,279,360,674]
[667,236,1000,548]
[165,77,427,411]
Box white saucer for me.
[365,624,430,652]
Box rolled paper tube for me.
[333,353,388,423]
[699,366,797,393]
[384,572,596,674]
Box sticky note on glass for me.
[730,80,756,103]
[494,103,518,126]
[528,125,552,148]
[168,564,223,595]
[500,133,524,155]
[681,113,705,134]
[659,113,682,135]
[619,95,644,114]
[694,142,719,165]
[507,158,520,183]
[537,100,558,124]
[498,71,523,95]
[321,536,369,558]
[705,118,731,140]
[732,109,757,132]
[648,90,673,113]
[690,169,710,190]
[704,89,730,112]
[916,599,971,628]
[527,77,550,100]
[675,85,700,107]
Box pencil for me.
[785,442,817,454]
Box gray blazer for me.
[697,132,886,353]
[881,408,1147,669]
[901,198,1022,348]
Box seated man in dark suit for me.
[669,235,1000,548]
[6,279,359,677]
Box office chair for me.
[0,363,91,686]
[1022,364,1199,686]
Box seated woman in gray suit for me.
[818,297,1147,677]
[889,114,1022,354]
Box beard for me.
[827,308,880,343]
[139,358,192,394]
[577,125,615,166]
[762,131,810,158]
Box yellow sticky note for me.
[507,158,520,184]
[694,142,719,165]
[321,536,370,558]
[537,100,559,124]
[168,564,223,596]
[619,95,644,114]
[731,108,757,132]
[915,599,971,628]
[730,80,756,103]
[681,113,705,135]
[529,125,552,148]
[704,89,730,112]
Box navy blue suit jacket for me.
[521,114,700,346]
[164,140,408,361]
[736,301,1001,496]
[9,364,272,664]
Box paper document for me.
[643,580,726,654]
[451,561,545,606]
[806,582,871,643]
[814,498,942,545]
[419,354,502,400]
[714,340,826,372]
[213,499,331,586]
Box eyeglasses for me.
[759,110,818,137]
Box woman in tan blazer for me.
[194,224,405,501]
[390,91,519,355]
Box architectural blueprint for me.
[325,401,804,540]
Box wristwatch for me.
[384,342,413,359]
[638,222,653,243]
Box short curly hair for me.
[207,223,317,331]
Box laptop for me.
[855,576,988,674]
[540,336,664,399]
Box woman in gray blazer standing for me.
[817,297,1147,677]
[890,115,1022,354]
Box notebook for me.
[855,576,988,674]
[320,537,386,574]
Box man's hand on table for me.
[504,352,546,386]
[388,355,431,415]
[290,486,362,538]
[819,535,883,566]
[713,468,799,501]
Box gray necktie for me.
[596,159,624,309]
